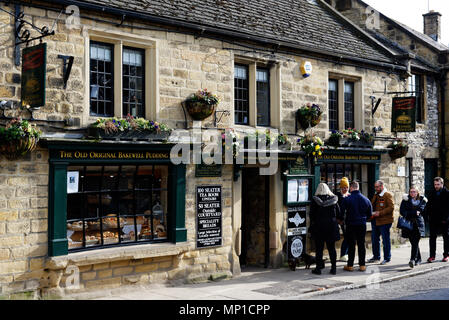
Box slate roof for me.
[357,0,448,53]
[64,0,399,65]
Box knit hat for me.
[340,177,349,188]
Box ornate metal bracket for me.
[58,55,74,89]
[214,110,230,127]
[0,5,57,65]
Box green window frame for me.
[47,144,187,257]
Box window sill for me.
[46,242,192,270]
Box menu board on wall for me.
[287,206,307,260]
[196,185,222,248]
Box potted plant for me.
[0,118,41,160]
[89,115,171,141]
[326,130,342,148]
[244,129,274,149]
[297,133,323,159]
[221,129,240,159]
[388,139,409,161]
[277,133,291,150]
[296,103,322,130]
[183,88,219,121]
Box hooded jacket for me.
[310,195,341,242]
[399,194,427,238]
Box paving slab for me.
[65,239,449,300]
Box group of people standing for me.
[309,177,449,275]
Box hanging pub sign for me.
[21,43,47,109]
[196,185,222,248]
[287,206,307,261]
[391,96,416,132]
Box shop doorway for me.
[240,168,270,268]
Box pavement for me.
[65,239,449,300]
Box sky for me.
[363,0,449,46]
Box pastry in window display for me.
[87,220,101,230]
[99,231,119,244]
[155,224,167,238]
[85,235,99,246]
[102,214,125,229]
[67,220,87,231]
[139,226,152,239]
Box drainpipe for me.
[440,71,447,182]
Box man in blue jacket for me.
[339,181,373,272]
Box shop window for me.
[90,42,114,117]
[234,64,249,125]
[123,47,145,117]
[408,74,424,124]
[328,79,338,131]
[66,165,168,251]
[320,163,369,195]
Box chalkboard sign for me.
[287,206,307,260]
[196,185,222,248]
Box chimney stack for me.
[423,10,442,42]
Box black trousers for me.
[429,223,449,258]
[409,230,421,262]
[314,238,337,268]
[346,224,366,267]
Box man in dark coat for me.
[425,177,449,263]
[340,181,373,272]
[310,183,341,275]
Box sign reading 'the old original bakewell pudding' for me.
[196,185,222,248]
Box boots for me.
[330,265,337,275]
[311,268,321,275]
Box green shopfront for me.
[316,148,384,201]
[46,140,187,257]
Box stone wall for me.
[0,148,49,295]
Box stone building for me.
[330,0,449,192]
[0,0,441,297]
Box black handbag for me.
[397,216,413,231]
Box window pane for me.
[344,82,354,129]
[234,64,249,125]
[90,42,114,116]
[256,68,270,126]
[328,79,338,131]
[123,47,145,117]
[66,165,169,251]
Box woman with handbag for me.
[399,187,427,268]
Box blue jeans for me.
[371,221,392,261]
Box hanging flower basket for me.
[0,118,41,160]
[184,89,219,121]
[297,133,324,160]
[387,139,409,161]
[296,103,322,131]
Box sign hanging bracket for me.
[58,55,74,89]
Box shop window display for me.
[66,165,168,251]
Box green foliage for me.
[92,115,171,134]
[186,88,220,105]
[0,118,41,142]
